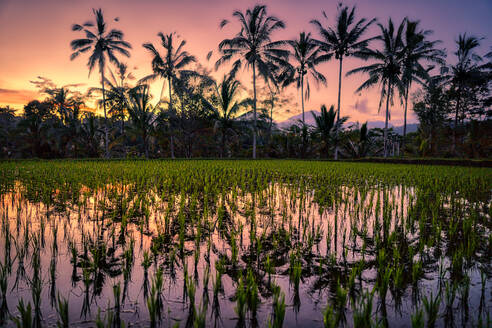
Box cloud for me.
[350,97,372,114]
[29,76,86,91]
[0,88,39,105]
[29,76,56,90]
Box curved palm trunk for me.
[252,62,257,159]
[334,58,343,161]
[101,70,109,158]
[384,83,391,158]
[301,74,305,124]
[168,77,175,159]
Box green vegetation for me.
[0,159,490,327]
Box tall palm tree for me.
[280,32,330,124]
[401,20,445,148]
[206,70,248,157]
[127,85,157,159]
[89,63,135,155]
[217,4,289,159]
[347,18,406,158]
[70,8,132,158]
[445,34,483,153]
[311,4,376,160]
[312,104,348,158]
[141,32,196,159]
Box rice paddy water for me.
[0,160,490,327]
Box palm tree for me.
[444,34,483,153]
[344,122,378,158]
[78,113,103,157]
[44,87,76,123]
[312,104,348,158]
[347,18,406,158]
[401,20,445,148]
[311,4,376,160]
[102,63,135,133]
[0,106,16,157]
[70,8,132,157]
[412,75,449,154]
[141,32,196,159]
[127,85,157,159]
[206,70,248,157]
[217,4,289,159]
[280,32,330,124]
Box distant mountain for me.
[277,110,320,128]
[276,113,419,135]
[393,123,419,135]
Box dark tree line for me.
[1,4,490,159]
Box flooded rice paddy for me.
[0,160,490,327]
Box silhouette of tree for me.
[205,69,248,157]
[442,34,483,153]
[127,85,157,158]
[401,20,445,148]
[141,32,196,158]
[347,18,406,158]
[217,4,289,158]
[311,4,376,159]
[279,32,330,124]
[312,104,348,158]
[70,8,132,157]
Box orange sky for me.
[0,0,490,124]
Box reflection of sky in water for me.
[0,181,490,327]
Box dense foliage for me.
[1,4,491,159]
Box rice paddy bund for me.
[0,160,490,328]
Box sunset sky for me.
[0,0,490,124]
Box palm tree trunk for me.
[334,58,343,161]
[402,84,409,153]
[384,83,391,158]
[101,70,109,158]
[221,129,226,158]
[168,77,175,159]
[144,131,149,159]
[252,62,257,159]
[301,74,305,124]
[120,116,124,135]
[452,88,461,155]
[429,129,433,154]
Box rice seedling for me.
[11,299,32,328]
[267,284,286,328]
[422,291,440,328]
[410,307,424,328]
[235,274,247,325]
[0,261,9,324]
[55,294,69,328]
[352,289,376,328]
